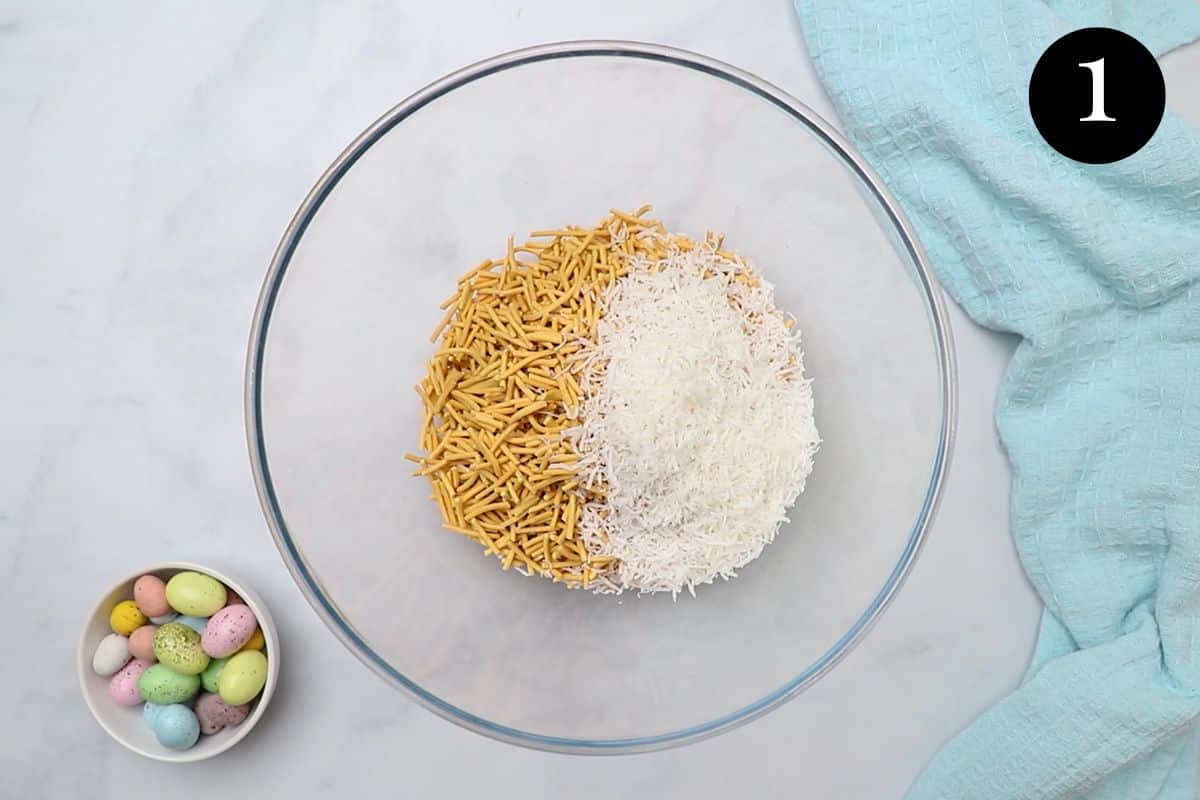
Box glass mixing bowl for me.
[246,41,956,754]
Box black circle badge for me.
[1029,27,1165,164]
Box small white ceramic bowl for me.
[76,561,280,762]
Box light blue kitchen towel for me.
[792,1,1200,798]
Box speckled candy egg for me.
[165,572,226,617]
[152,622,210,675]
[194,692,250,735]
[107,658,153,706]
[92,633,130,676]
[143,701,167,726]
[202,604,257,658]
[149,611,178,625]
[127,625,157,661]
[222,589,244,608]
[137,663,201,704]
[200,656,229,694]
[152,704,200,750]
[109,600,147,636]
[217,650,268,706]
[132,574,170,618]
[174,615,208,634]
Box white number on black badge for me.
[1078,58,1116,122]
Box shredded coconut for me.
[568,239,819,596]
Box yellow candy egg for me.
[217,650,268,706]
[153,622,210,675]
[238,628,265,653]
[109,600,148,636]
[165,571,227,617]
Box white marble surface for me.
[3,3,1197,797]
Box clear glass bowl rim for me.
[244,39,958,755]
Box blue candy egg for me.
[143,702,167,726]
[175,615,208,634]
[152,704,200,750]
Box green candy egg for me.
[138,663,201,704]
[153,623,210,675]
[165,571,227,617]
[200,656,229,694]
[218,650,268,705]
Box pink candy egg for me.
[222,589,244,608]
[194,692,250,735]
[128,624,158,661]
[107,658,153,706]
[201,604,258,658]
[133,575,170,618]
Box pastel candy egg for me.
[200,656,229,694]
[175,615,208,634]
[128,625,158,661]
[152,704,200,750]
[153,623,210,675]
[217,650,268,705]
[150,612,178,625]
[137,663,200,704]
[107,658,153,706]
[109,600,147,636]
[165,572,226,617]
[92,633,131,676]
[194,692,250,735]
[202,604,257,658]
[223,589,245,608]
[143,701,167,726]
[238,628,265,653]
[132,575,170,618]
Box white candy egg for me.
[92,633,131,676]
